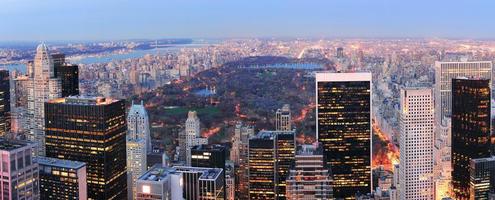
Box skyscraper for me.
[127,100,151,153]
[0,70,10,137]
[316,72,372,198]
[451,78,491,200]
[469,156,495,200]
[286,143,333,200]
[336,47,344,58]
[248,130,295,200]
[0,139,39,200]
[27,43,62,156]
[127,101,151,199]
[230,122,253,199]
[191,144,226,170]
[180,111,207,165]
[399,88,434,200]
[434,61,492,123]
[225,161,235,200]
[275,104,291,131]
[35,156,87,200]
[52,53,79,97]
[45,96,127,200]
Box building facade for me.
[248,130,295,200]
[0,70,10,137]
[27,43,62,156]
[434,61,492,123]
[470,156,495,200]
[275,104,291,131]
[0,139,39,200]
[35,156,87,200]
[180,111,208,165]
[174,166,224,200]
[136,165,183,200]
[45,97,127,200]
[52,53,80,97]
[316,72,372,198]
[127,101,151,200]
[285,143,333,200]
[451,78,491,200]
[230,122,253,199]
[398,88,434,200]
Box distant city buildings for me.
[316,72,372,198]
[248,130,295,200]
[35,156,87,200]
[451,78,491,200]
[275,104,291,131]
[0,139,39,200]
[399,87,434,199]
[45,96,128,200]
[286,143,333,200]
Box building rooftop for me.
[0,139,32,151]
[138,165,177,182]
[174,166,223,180]
[296,143,323,156]
[253,130,295,140]
[471,156,495,164]
[48,96,120,105]
[191,144,226,152]
[34,156,86,169]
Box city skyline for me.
[2,0,495,41]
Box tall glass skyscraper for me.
[451,78,491,200]
[45,96,128,200]
[0,70,10,137]
[316,72,372,199]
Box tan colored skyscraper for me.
[399,87,434,200]
[275,104,291,131]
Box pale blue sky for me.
[1,0,494,41]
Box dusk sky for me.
[1,0,494,41]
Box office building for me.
[248,130,295,200]
[434,61,492,123]
[191,144,226,170]
[35,156,87,200]
[52,53,80,97]
[27,43,62,156]
[286,143,333,200]
[127,101,151,199]
[275,104,291,131]
[127,101,151,153]
[180,111,208,165]
[316,72,372,198]
[451,78,491,200]
[336,47,344,58]
[398,88,434,200]
[45,96,127,200]
[0,70,10,137]
[136,165,183,200]
[10,73,30,136]
[0,139,39,200]
[225,161,235,200]
[174,166,224,200]
[470,156,495,200]
[230,122,253,199]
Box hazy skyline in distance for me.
[1,0,495,41]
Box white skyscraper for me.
[127,100,151,153]
[399,88,434,200]
[27,43,61,156]
[275,104,292,131]
[181,111,207,165]
[434,61,492,123]
[127,101,151,200]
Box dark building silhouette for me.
[451,78,491,200]
[191,144,226,169]
[248,130,295,200]
[0,70,10,136]
[45,97,127,200]
[470,156,495,199]
[52,53,79,97]
[316,73,372,199]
